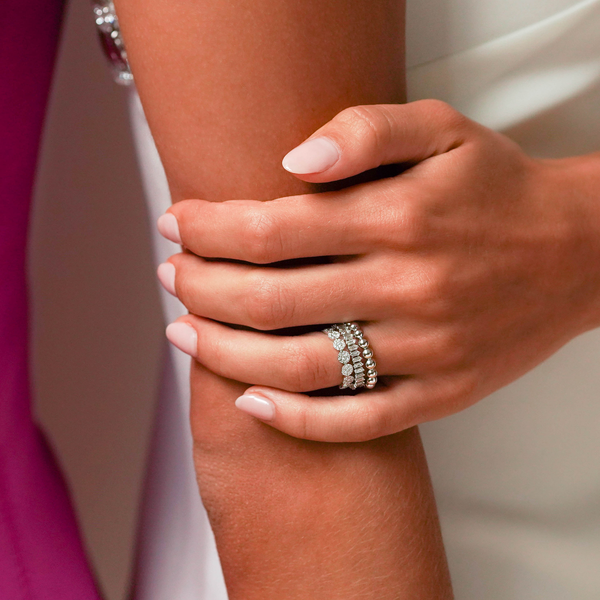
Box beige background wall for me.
[30,1,163,598]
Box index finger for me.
[159,187,387,263]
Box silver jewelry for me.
[340,324,365,389]
[93,1,133,85]
[323,322,378,390]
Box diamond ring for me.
[322,323,378,390]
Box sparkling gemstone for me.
[343,376,354,385]
[348,344,358,351]
[333,339,345,351]
[341,364,354,376]
[350,350,360,357]
[327,329,341,340]
[338,351,351,364]
[94,1,133,85]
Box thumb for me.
[282,100,473,183]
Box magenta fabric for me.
[0,2,102,598]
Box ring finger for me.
[166,315,438,392]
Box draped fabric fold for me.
[409,1,600,598]
[408,0,600,132]
[0,2,102,598]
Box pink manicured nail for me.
[157,213,182,244]
[235,393,275,421]
[157,262,176,296]
[282,137,340,174]
[166,322,198,357]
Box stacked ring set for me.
[323,323,378,390]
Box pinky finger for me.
[235,378,444,443]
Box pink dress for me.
[0,2,101,597]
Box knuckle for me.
[418,99,469,135]
[295,405,313,440]
[242,208,283,264]
[394,201,429,248]
[434,327,470,369]
[363,187,429,251]
[197,331,226,373]
[335,105,392,157]
[243,275,295,330]
[282,342,328,392]
[372,180,431,248]
[407,263,456,317]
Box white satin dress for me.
[129,1,600,598]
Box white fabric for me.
[408,1,600,598]
[407,0,600,131]
[128,94,228,600]
[129,0,600,597]
[406,0,579,67]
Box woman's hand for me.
[157,100,600,442]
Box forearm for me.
[116,0,405,202]
[116,1,451,597]
[190,367,450,599]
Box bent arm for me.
[116,1,452,597]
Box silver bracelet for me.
[92,1,133,85]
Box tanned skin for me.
[116,1,453,597]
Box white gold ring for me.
[323,322,378,390]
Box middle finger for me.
[165,253,380,330]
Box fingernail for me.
[282,137,340,174]
[157,262,176,296]
[166,322,197,357]
[157,213,182,244]
[235,393,275,421]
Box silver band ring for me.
[322,322,378,390]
